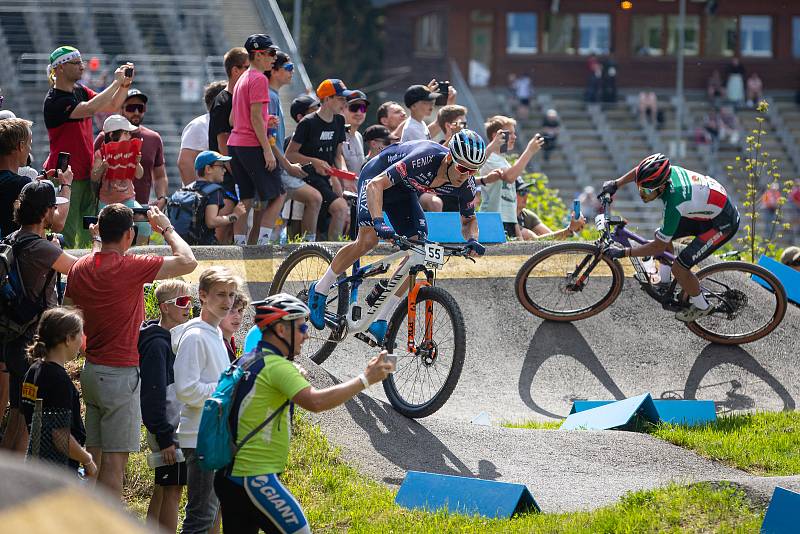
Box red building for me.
[375,0,800,90]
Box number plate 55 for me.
[424,243,445,266]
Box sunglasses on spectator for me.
[163,295,192,308]
[454,162,478,175]
[125,103,146,113]
[282,63,294,72]
[452,120,467,128]
[65,59,84,66]
[348,103,367,113]
[258,48,278,57]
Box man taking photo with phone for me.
[43,46,134,247]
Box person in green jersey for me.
[213,293,393,534]
[601,153,740,322]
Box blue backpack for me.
[166,181,223,245]
[196,354,290,471]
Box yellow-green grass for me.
[124,414,764,533]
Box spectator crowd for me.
[0,32,585,533]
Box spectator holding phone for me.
[478,115,545,239]
[515,179,585,240]
[91,114,150,245]
[1,118,71,237]
[43,46,134,248]
[65,203,197,498]
[0,180,78,453]
[213,294,393,533]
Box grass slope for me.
[122,414,764,533]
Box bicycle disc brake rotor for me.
[561,268,585,293]
[718,289,748,319]
[415,340,438,366]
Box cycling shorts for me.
[673,200,740,269]
[356,174,428,239]
[215,472,310,534]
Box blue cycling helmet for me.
[448,129,487,170]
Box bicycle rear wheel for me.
[515,243,625,321]
[383,286,465,418]
[687,261,787,345]
[269,244,348,364]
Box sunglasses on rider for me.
[124,103,146,114]
[348,103,367,113]
[163,295,192,308]
[297,322,309,334]
[638,185,664,197]
[454,162,478,175]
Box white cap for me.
[102,114,137,133]
[0,110,17,120]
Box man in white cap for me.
[43,45,134,247]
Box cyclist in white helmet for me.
[307,130,502,343]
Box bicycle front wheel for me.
[383,286,466,418]
[269,244,348,364]
[515,243,625,321]
[687,261,787,345]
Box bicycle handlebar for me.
[392,234,474,258]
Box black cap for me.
[290,94,319,122]
[19,179,68,210]
[346,90,370,105]
[515,177,535,193]
[404,84,440,108]
[245,34,275,52]
[125,88,148,103]
[273,51,290,70]
[363,125,399,143]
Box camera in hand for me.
[124,67,134,77]
[435,81,449,106]
[131,207,151,215]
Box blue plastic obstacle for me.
[395,471,540,519]
[756,255,799,306]
[761,486,800,534]
[382,211,507,244]
[569,398,717,427]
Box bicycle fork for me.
[406,274,434,355]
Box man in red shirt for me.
[65,204,197,496]
[43,46,134,248]
[93,89,168,211]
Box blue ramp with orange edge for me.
[755,255,799,306]
[761,486,800,533]
[395,471,540,518]
[569,399,717,427]
[561,393,660,430]
[382,212,506,243]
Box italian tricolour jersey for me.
[655,166,729,242]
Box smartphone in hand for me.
[499,131,509,153]
[124,67,134,78]
[435,81,449,106]
[56,152,70,173]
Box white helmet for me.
[448,129,487,170]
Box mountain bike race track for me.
[182,240,797,512]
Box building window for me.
[793,17,800,58]
[543,14,575,54]
[740,15,772,57]
[705,16,737,57]
[415,13,444,57]
[631,15,663,56]
[667,15,700,56]
[506,12,537,54]
[578,14,610,55]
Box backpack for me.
[166,181,223,245]
[196,352,290,471]
[0,233,58,342]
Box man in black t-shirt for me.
[286,78,352,239]
[208,47,249,242]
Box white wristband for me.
[358,373,370,390]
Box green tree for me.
[278,0,385,88]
